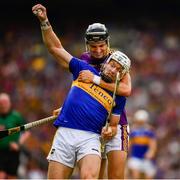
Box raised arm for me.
[32,4,72,68]
[78,70,131,97]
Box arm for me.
[144,138,157,159]
[9,131,31,151]
[100,73,131,96]
[101,115,120,140]
[52,107,62,116]
[32,4,72,68]
[78,70,131,97]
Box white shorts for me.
[47,127,101,168]
[102,124,129,159]
[127,157,157,177]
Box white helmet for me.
[134,109,149,122]
[106,51,131,77]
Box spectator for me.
[0,93,30,179]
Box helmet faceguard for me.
[105,51,131,79]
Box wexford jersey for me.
[80,52,128,125]
[53,57,126,134]
[129,127,156,159]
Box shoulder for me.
[146,126,156,136]
[80,52,91,60]
[69,57,98,75]
[70,57,89,68]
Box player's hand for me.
[32,4,48,22]
[144,151,154,160]
[78,70,94,83]
[19,131,31,145]
[53,108,61,116]
[9,142,20,151]
[101,126,117,141]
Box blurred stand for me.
[0,5,180,178]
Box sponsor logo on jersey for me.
[72,80,113,112]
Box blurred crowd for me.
[0,23,180,178]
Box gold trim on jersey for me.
[122,125,129,152]
[131,136,150,145]
[72,80,113,112]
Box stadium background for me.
[0,0,180,178]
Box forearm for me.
[109,115,119,126]
[41,25,62,52]
[32,4,71,67]
[41,25,69,68]
[78,70,131,96]
[109,115,120,136]
[145,139,157,159]
[99,80,131,96]
[101,115,120,139]
[95,73,131,96]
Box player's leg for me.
[106,124,129,179]
[143,159,157,179]
[77,131,101,179]
[1,149,19,179]
[107,150,127,179]
[47,160,73,179]
[47,127,76,178]
[0,150,7,179]
[131,168,141,179]
[78,154,101,179]
[127,157,143,179]
[99,158,107,179]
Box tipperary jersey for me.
[80,52,128,126]
[129,127,156,159]
[54,57,126,134]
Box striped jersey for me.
[129,127,156,159]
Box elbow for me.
[48,46,62,57]
[48,46,56,55]
[124,84,132,97]
[119,88,131,97]
[124,89,131,97]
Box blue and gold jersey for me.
[130,127,156,158]
[54,57,126,134]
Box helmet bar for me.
[85,23,109,43]
[86,32,107,35]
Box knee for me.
[81,169,99,179]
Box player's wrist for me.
[40,19,51,30]
[110,125,118,137]
[93,75,101,85]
